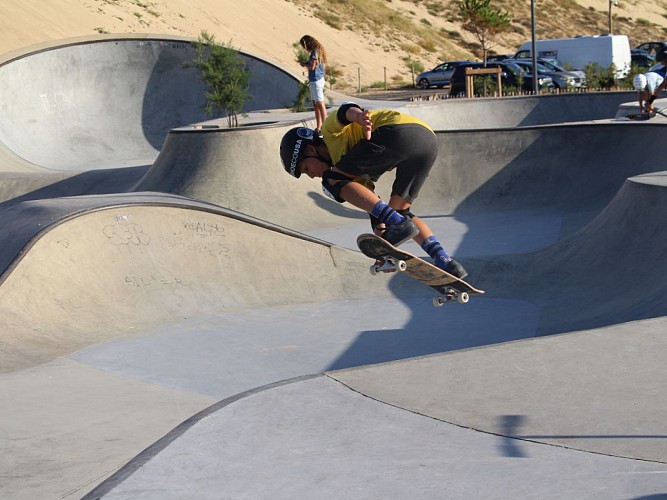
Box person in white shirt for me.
[632,72,664,113]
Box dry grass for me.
[294,0,667,66]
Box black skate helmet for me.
[279,127,316,178]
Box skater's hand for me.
[360,109,372,140]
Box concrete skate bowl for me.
[3,83,667,499]
[0,34,300,173]
[414,122,666,217]
[134,118,667,335]
[468,171,667,335]
[135,120,666,233]
[0,192,411,373]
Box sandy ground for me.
[0,0,438,90]
[2,0,666,93]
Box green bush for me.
[584,62,616,90]
[191,30,251,127]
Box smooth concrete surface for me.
[134,119,667,232]
[403,90,640,129]
[87,376,667,500]
[1,37,667,499]
[0,35,300,171]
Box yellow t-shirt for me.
[321,107,433,166]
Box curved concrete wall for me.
[135,121,667,231]
[468,172,667,335]
[0,193,398,371]
[403,91,638,130]
[0,35,300,171]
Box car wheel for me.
[418,79,430,89]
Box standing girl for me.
[299,35,327,134]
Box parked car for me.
[631,50,656,69]
[448,61,554,97]
[512,59,585,89]
[416,60,475,89]
[648,62,666,77]
[635,41,667,57]
[486,54,513,62]
[534,58,586,88]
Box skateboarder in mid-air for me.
[279,102,467,279]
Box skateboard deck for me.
[625,112,655,120]
[357,233,485,307]
[625,108,666,120]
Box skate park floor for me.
[2,37,667,500]
[4,170,667,500]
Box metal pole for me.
[608,0,612,34]
[531,0,538,93]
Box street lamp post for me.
[608,0,618,34]
[531,0,537,93]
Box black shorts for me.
[334,123,437,203]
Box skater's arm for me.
[344,106,372,141]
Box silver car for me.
[416,60,475,89]
[511,58,586,89]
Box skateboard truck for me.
[369,256,470,306]
[433,288,470,306]
[369,256,407,275]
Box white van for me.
[513,35,632,78]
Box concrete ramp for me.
[0,193,397,372]
[0,35,300,172]
[429,123,666,216]
[134,121,667,235]
[403,91,637,129]
[134,123,371,231]
[470,171,667,334]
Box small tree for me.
[584,62,617,90]
[191,31,251,127]
[291,80,310,112]
[458,0,511,65]
[325,64,342,90]
[293,42,309,66]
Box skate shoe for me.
[382,218,419,247]
[442,258,468,280]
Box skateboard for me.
[625,111,655,120]
[356,233,485,307]
[625,108,666,120]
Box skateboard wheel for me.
[369,265,379,276]
[433,296,445,307]
[397,260,407,272]
[458,292,470,304]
